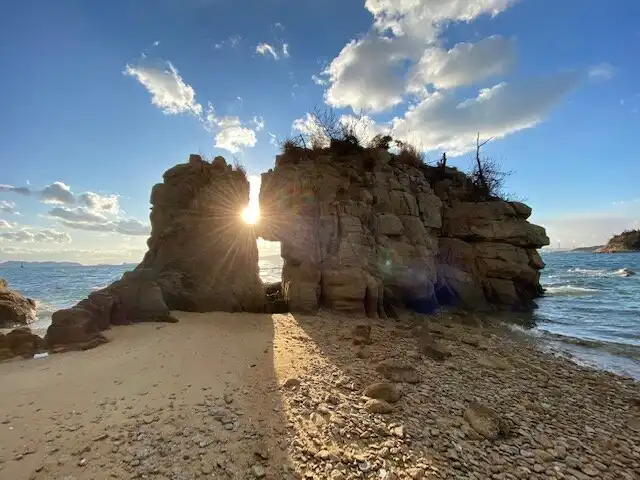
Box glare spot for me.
[241,204,260,224]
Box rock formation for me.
[597,229,640,253]
[46,155,264,350]
[0,279,36,327]
[45,147,549,351]
[259,146,549,317]
[0,327,46,361]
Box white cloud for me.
[588,63,616,82]
[408,35,516,91]
[58,217,150,236]
[365,0,517,39]
[0,184,30,196]
[252,116,265,131]
[256,43,279,60]
[49,206,107,223]
[311,74,328,86]
[124,61,202,115]
[152,40,160,47]
[391,73,580,155]
[283,43,290,58]
[208,116,258,153]
[3,182,121,215]
[124,57,258,154]
[40,181,76,205]
[77,192,119,214]
[215,125,257,153]
[0,200,16,214]
[268,132,278,147]
[0,219,13,229]
[320,0,520,113]
[46,204,149,236]
[322,34,411,112]
[0,228,71,244]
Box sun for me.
[241,204,260,224]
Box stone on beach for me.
[0,279,36,327]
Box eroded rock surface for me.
[0,279,35,327]
[46,155,264,350]
[0,327,46,360]
[259,148,549,316]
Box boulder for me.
[363,382,401,403]
[45,307,106,350]
[0,327,46,360]
[417,331,451,361]
[0,280,35,327]
[352,324,372,345]
[375,360,420,384]
[364,399,393,414]
[463,402,510,440]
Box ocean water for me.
[1,252,639,378]
[532,251,640,379]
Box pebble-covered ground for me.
[0,310,638,479]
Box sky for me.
[1,0,639,263]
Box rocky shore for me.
[0,278,36,328]
[1,310,638,480]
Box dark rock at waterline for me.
[0,327,46,361]
[0,279,36,327]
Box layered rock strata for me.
[259,147,549,317]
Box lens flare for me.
[241,204,260,224]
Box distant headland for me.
[596,229,640,253]
[0,261,83,268]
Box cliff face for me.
[597,229,640,253]
[259,147,549,317]
[46,155,264,350]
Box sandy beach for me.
[1,311,639,480]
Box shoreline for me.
[1,310,638,479]
[4,304,640,381]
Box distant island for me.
[569,245,604,253]
[0,261,83,267]
[596,229,640,253]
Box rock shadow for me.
[0,312,294,480]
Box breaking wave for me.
[544,285,600,296]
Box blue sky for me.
[1,0,639,263]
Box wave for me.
[32,300,63,319]
[544,285,600,296]
[545,333,640,361]
[566,267,636,278]
[568,267,610,277]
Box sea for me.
[1,252,639,379]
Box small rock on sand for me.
[363,382,401,403]
[375,360,420,384]
[364,399,393,414]
[463,401,509,440]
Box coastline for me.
[1,311,638,479]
